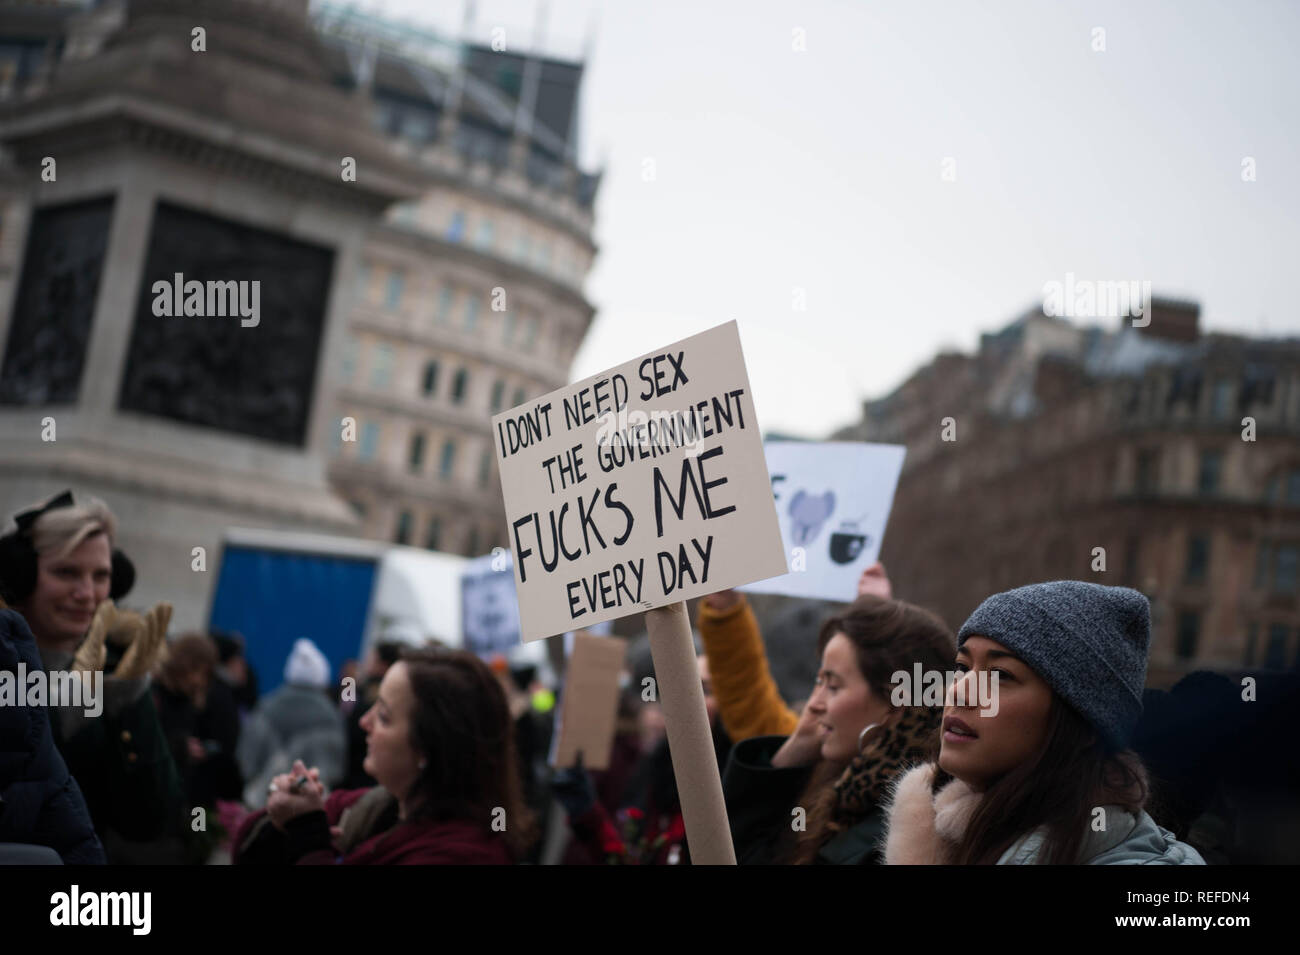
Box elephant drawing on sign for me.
[788,490,835,547]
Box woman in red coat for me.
[234,649,535,865]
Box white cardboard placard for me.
[493,321,787,641]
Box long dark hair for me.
[790,595,953,863]
[399,649,537,859]
[933,694,1149,864]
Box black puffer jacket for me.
[0,609,105,864]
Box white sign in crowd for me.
[744,441,906,603]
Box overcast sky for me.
[362,0,1300,437]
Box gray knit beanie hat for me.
[956,581,1150,748]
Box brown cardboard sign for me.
[553,632,626,771]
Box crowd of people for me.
[1,488,1295,865]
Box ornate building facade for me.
[834,302,1300,684]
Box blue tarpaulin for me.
[209,545,377,695]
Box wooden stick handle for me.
[644,601,737,865]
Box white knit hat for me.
[283,638,330,688]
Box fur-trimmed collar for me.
[881,758,1158,865]
[881,763,981,864]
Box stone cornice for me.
[0,92,423,211]
[372,221,596,322]
[336,384,494,438]
[347,308,574,389]
[410,148,599,255]
[329,456,502,513]
[0,443,358,529]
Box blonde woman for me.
[0,491,184,858]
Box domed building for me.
[313,2,601,555]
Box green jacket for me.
[41,648,186,848]
[723,735,884,865]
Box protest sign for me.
[460,552,522,656]
[744,441,906,602]
[492,320,787,642]
[551,632,626,771]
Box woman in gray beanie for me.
[881,581,1205,865]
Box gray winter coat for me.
[236,683,345,809]
[998,807,1205,865]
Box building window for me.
[355,263,371,303]
[340,336,358,383]
[1135,448,1159,495]
[1123,535,1140,587]
[422,360,439,397]
[476,219,495,250]
[490,379,506,414]
[359,422,380,461]
[439,439,457,479]
[1175,611,1199,660]
[1184,534,1209,584]
[467,526,480,557]
[384,271,405,309]
[408,432,426,473]
[400,114,433,143]
[447,210,465,243]
[1210,379,1235,421]
[1274,544,1298,594]
[464,295,480,331]
[436,287,454,324]
[523,316,538,351]
[513,386,526,408]
[1197,449,1222,495]
[369,344,394,390]
[1255,541,1271,589]
[395,510,413,545]
[1265,623,1288,669]
[479,448,493,487]
[451,368,469,405]
[515,233,531,262]
[503,313,517,345]
[424,516,441,551]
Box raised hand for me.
[857,562,893,600]
[771,696,825,769]
[71,600,113,674]
[114,601,173,680]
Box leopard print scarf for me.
[827,705,943,836]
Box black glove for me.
[551,751,596,818]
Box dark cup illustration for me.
[829,518,870,564]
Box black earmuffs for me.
[0,490,134,605]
